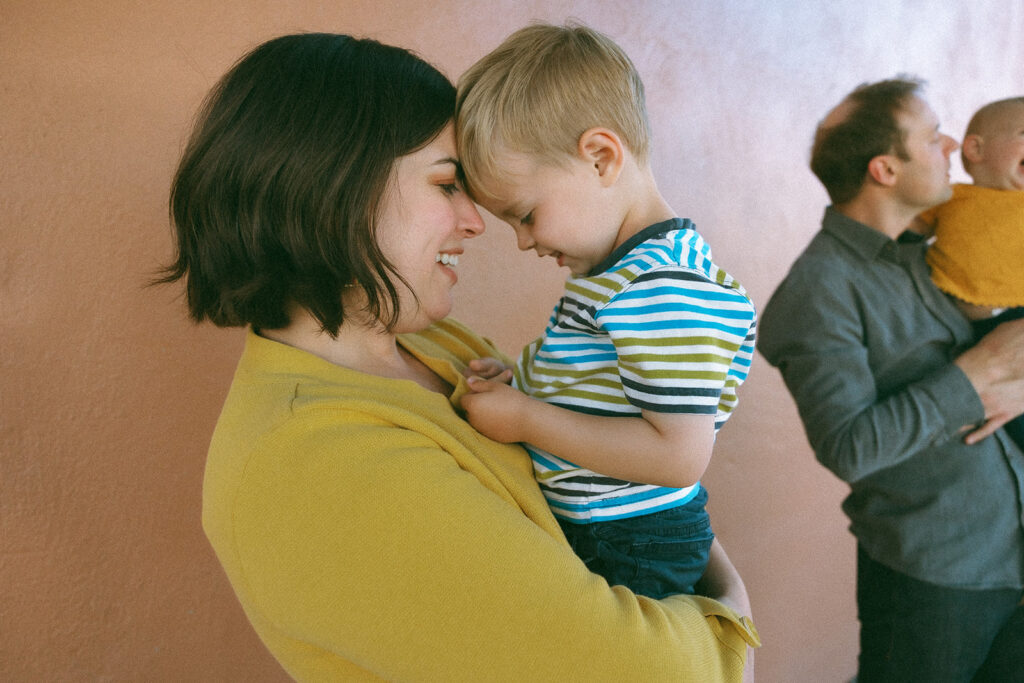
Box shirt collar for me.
[821,206,916,261]
[588,217,691,276]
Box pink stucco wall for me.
[3,2,1021,680]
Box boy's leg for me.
[1003,415,1024,452]
[970,306,1024,338]
[856,547,1020,682]
[557,489,713,599]
[973,307,1024,451]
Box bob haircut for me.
[455,22,650,204]
[159,33,456,334]
[810,77,923,205]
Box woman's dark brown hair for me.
[158,33,456,334]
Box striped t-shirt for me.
[515,218,757,523]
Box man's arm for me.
[461,377,715,488]
[954,317,1024,443]
[757,259,986,483]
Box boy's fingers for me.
[466,376,495,392]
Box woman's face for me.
[373,123,485,332]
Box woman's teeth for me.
[436,253,459,266]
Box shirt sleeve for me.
[757,259,982,484]
[231,414,756,681]
[599,268,757,422]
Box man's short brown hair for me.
[810,77,923,205]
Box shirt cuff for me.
[920,363,985,434]
[688,595,762,649]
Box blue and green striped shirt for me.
[515,218,757,523]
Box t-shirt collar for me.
[587,217,691,277]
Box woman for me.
[161,32,758,680]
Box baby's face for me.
[969,103,1024,191]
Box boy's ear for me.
[577,127,625,187]
[866,154,898,188]
[961,133,984,165]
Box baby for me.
[919,96,1024,448]
[456,23,757,599]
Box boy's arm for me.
[461,377,714,488]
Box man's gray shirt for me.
[759,207,1024,589]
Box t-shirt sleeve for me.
[598,268,757,422]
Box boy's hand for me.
[464,357,514,383]
[461,376,526,443]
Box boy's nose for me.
[514,227,535,251]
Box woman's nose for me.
[456,194,485,238]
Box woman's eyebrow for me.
[431,157,467,185]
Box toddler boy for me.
[456,23,757,598]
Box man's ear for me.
[961,133,984,166]
[577,127,625,187]
[866,154,898,188]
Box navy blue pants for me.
[973,307,1024,451]
[856,547,1024,682]
[557,487,713,599]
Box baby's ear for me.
[961,133,984,165]
[577,127,624,186]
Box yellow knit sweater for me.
[202,319,757,681]
[922,183,1024,308]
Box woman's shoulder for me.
[403,318,505,364]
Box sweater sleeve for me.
[229,412,754,681]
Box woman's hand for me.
[697,539,757,682]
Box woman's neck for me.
[259,307,451,394]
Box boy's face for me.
[968,103,1024,191]
[474,151,623,276]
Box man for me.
[758,77,1024,681]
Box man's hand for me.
[461,376,527,443]
[954,318,1024,444]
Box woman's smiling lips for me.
[435,250,462,283]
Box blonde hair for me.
[456,22,650,202]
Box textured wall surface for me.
[3,1,1021,680]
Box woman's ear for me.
[577,127,625,187]
[961,133,984,166]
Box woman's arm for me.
[229,417,756,681]
[698,539,757,683]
